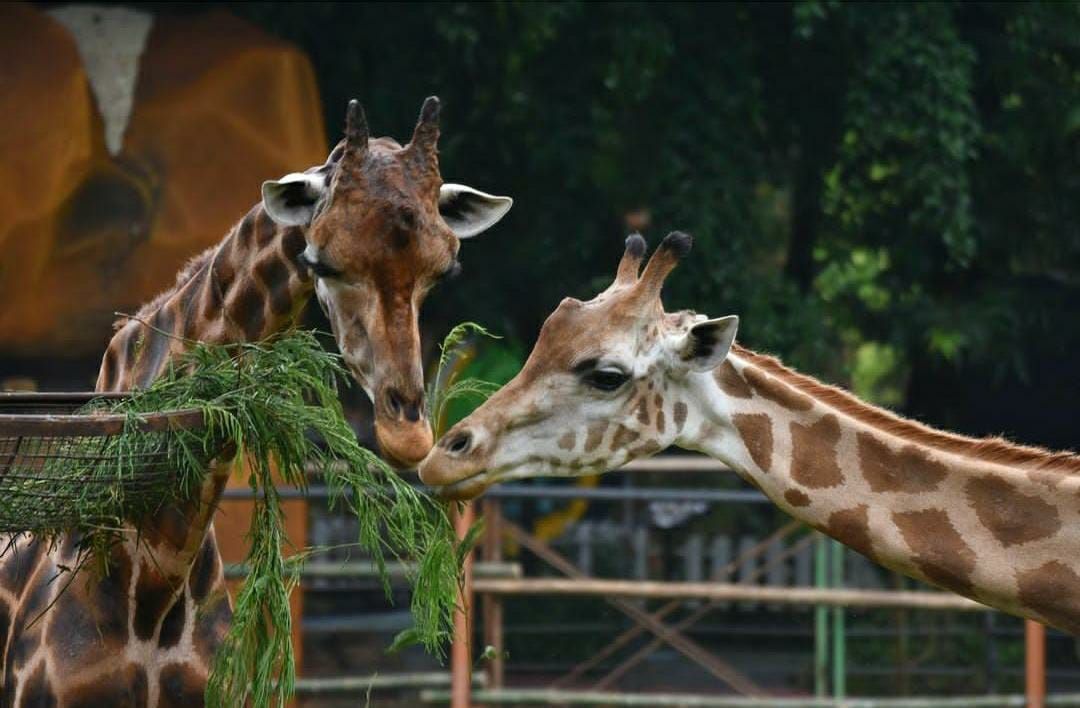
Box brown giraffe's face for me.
[419,233,738,498]
[262,98,512,466]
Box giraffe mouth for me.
[434,470,491,501]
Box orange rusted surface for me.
[0,4,326,355]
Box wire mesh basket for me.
[0,392,206,533]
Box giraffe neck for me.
[98,204,313,393]
[675,345,1080,632]
[95,203,313,579]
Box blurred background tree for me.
[223,0,1080,449]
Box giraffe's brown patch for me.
[966,475,1062,547]
[635,397,650,426]
[20,662,56,708]
[613,425,640,448]
[236,208,257,249]
[50,581,125,673]
[857,433,948,493]
[256,253,294,317]
[255,208,278,246]
[10,570,51,670]
[133,562,180,642]
[716,360,753,399]
[784,489,811,507]
[207,256,235,316]
[158,595,187,648]
[744,366,814,411]
[584,421,607,452]
[0,600,10,663]
[656,410,666,435]
[790,414,844,488]
[281,227,308,279]
[557,431,576,451]
[825,505,875,560]
[653,393,663,410]
[1016,561,1080,634]
[190,536,220,604]
[99,347,118,392]
[88,547,132,640]
[0,537,43,598]
[66,663,148,708]
[158,662,206,708]
[893,509,976,596]
[193,590,232,662]
[229,284,266,342]
[733,413,773,473]
[673,402,688,431]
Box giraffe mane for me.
[731,343,1080,475]
[113,244,217,331]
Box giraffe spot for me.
[50,581,124,672]
[635,397,650,426]
[857,433,948,493]
[0,537,43,597]
[228,285,266,342]
[193,590,232,662]
[236,208,257,249]
[281,227,308,279]
[20,662,56,708]
[715,360,753,399]
[893,508,977,596]
[159,596,187,649]
[190,536,221,604]
[88,547,132,640]
[790,414,844,488]
[66,663,148,708]
[1016,561,1080,634]
[825,505,875,560]
[653,393,663,409]
[158,662,206,708]
[966,475,1062,547]
[133,562,180,642]
[557,431,576,451]
[733,413,773,473]
[99,346,118,391]
[255,207,278,246]
[10,570,51,670]
[656,410,666,435]
[612,425,640,449]
[673,402,688,431]
[744,366,814,411]
[256,254,294,317]
[784,489,811,507]
[0,601,10,657]
[630,440,663,458]
[584,421,607,452]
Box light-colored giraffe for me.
[0,96,512,706]
[420,232,1080,634]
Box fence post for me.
[814,532,828,698]
[451,502,475,708]
[831,539,846,700]
[482,497,505,689]
[1026,619,1046,708]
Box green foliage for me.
[77,332,462,708]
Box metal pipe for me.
[831,539,846,700]
[294,671,486,694]
[472,577,988,610]
[419,688,1080,706]
[815,533,828,698]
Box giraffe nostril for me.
[386,388,405,418]
[444,431,472,456]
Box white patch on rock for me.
[48,5,154,156]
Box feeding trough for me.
[0,391,207,533]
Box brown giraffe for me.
[421,232,1080,634]
[0,97,512,706]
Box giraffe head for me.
[419,232,738,498]
[262,97,512,467]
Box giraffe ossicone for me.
[0,97,512,706]
[419,232,1080,634]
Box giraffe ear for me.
[677,315,739,372]
[439,183,513,239]
[262,172,327,226]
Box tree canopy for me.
[228,1,1080,449]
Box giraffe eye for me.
[582,367,630,392]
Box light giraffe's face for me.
[262,97,512,467]
[419,232,738,499]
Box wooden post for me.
[481,497,505,689]
[451,502,475,708]
[1025,619,1046,708]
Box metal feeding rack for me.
[0,392,205,532]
